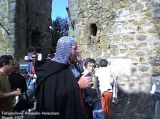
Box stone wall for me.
[0,0,52,59]
[68,0,160,118]
[0,0,16,56]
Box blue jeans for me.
[155,100,160,119]
[92,100,104,119]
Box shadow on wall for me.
[151,1,160,77]
[112,88,155,119]
[97,57,156,119]
[14,0,27,59]
[145,0,160,68]
[111,1,160,118]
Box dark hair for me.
[36,46,41,53]
[0,55,13,68]
[99,59,108,67]
[12,60,20,73]
[32,52,37,56]
[27,46,35,52]
[84,58,96,67]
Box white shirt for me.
[37,53,42,61]
[95,67,113,94]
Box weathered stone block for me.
[154,8,160,19]
[135,3,144,11]
[109,49,119,56]
[154,24,160,33]
[136,34,147,41]
[136,42,147,48]
[87,44,95,51]
[81,51,92,58]
[148,56,160,65]
[91,49,102,59]
[122,34,134,41]
[138,65,150,72]
[131,66,137,74]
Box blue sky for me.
[51,0,68,20]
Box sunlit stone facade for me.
[68,0,160,118]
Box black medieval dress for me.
[35,60,81,119]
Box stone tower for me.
[0,0,52,59]
[68,0,160,118]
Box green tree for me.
[52,17,69,47]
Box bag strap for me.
[24,91,29,99]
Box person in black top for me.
[35,36,93,119]
[8,60,27,93]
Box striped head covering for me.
[52,36,76,64]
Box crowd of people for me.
[0,47,41,118]
[34,36,119,119]
[0,36,119,119]
[0,36,159,119]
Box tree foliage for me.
[51,17,69,47]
